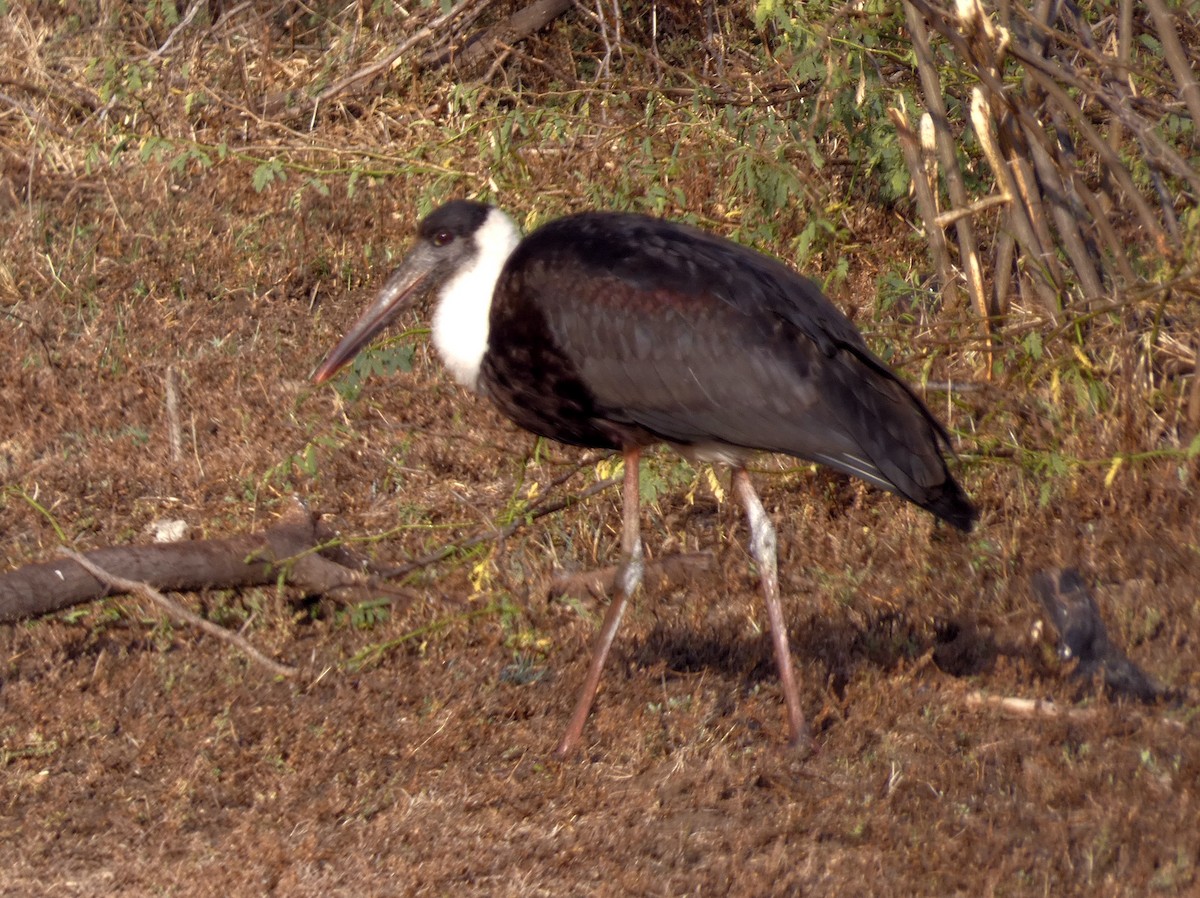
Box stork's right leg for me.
[555,447,644,758]
[731,466,812,750]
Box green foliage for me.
[92,56,154,104]
[638,454,696,509]
[145,0,180,27]
[252,159,287,193]
[348,602,502,671]
[259,435,345,493]
[753,0,914,206]
[726,112,806,205]
[499,654,548,686]
[1022,331,1043,362]
[597,452,699,512]
[343,599,392,631]
[329,334,419,403]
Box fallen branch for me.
[1,461,624,625]
[317,0,572,103]
[0,508,391,624]
[420,0,573,71]
[316,0,493,103]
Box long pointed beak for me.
[313,244,439,384]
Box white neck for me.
[431,207,521,389]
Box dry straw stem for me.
[901,0,1199,332]
[902,0,989,328]
[60,549,298,678]
[888,104,958,312]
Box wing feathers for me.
[492,213,976,530]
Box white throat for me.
[431,207,521,389]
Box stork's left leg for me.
[555,447,644,758]
[731,467,812,750]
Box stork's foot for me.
[781,688,813,753]
[786,725,816,758]
[554,576,633,758]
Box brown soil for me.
[2,4,1198,896]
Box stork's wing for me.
[513,213,974,529]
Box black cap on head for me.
[418,200,493,243]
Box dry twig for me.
[381,473,620,579]
[61,548,298,678]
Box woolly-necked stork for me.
[314,199,976,757]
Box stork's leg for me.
[731,466,812,749]
[555,447,644,758]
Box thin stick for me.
[380,474,621,579]
[965,88,1051,305]
[932,191,1012,228]
[1012,8,1188,216]
[61,549,297,678]
[1144,0,1200,152]
[165,365,182,463]
[963,690,1096,720]
[1021,115,1105,304]
[146,0,203,61]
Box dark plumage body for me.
[315,199,977,755]
[483,211,973,529]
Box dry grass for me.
[1,3,1198,896]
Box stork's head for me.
[313,200,520,387]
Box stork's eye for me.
[431,229,454,247]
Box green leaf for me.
[252,159,285,193]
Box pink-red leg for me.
[731,466,812,750]
[555,447,644,758]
